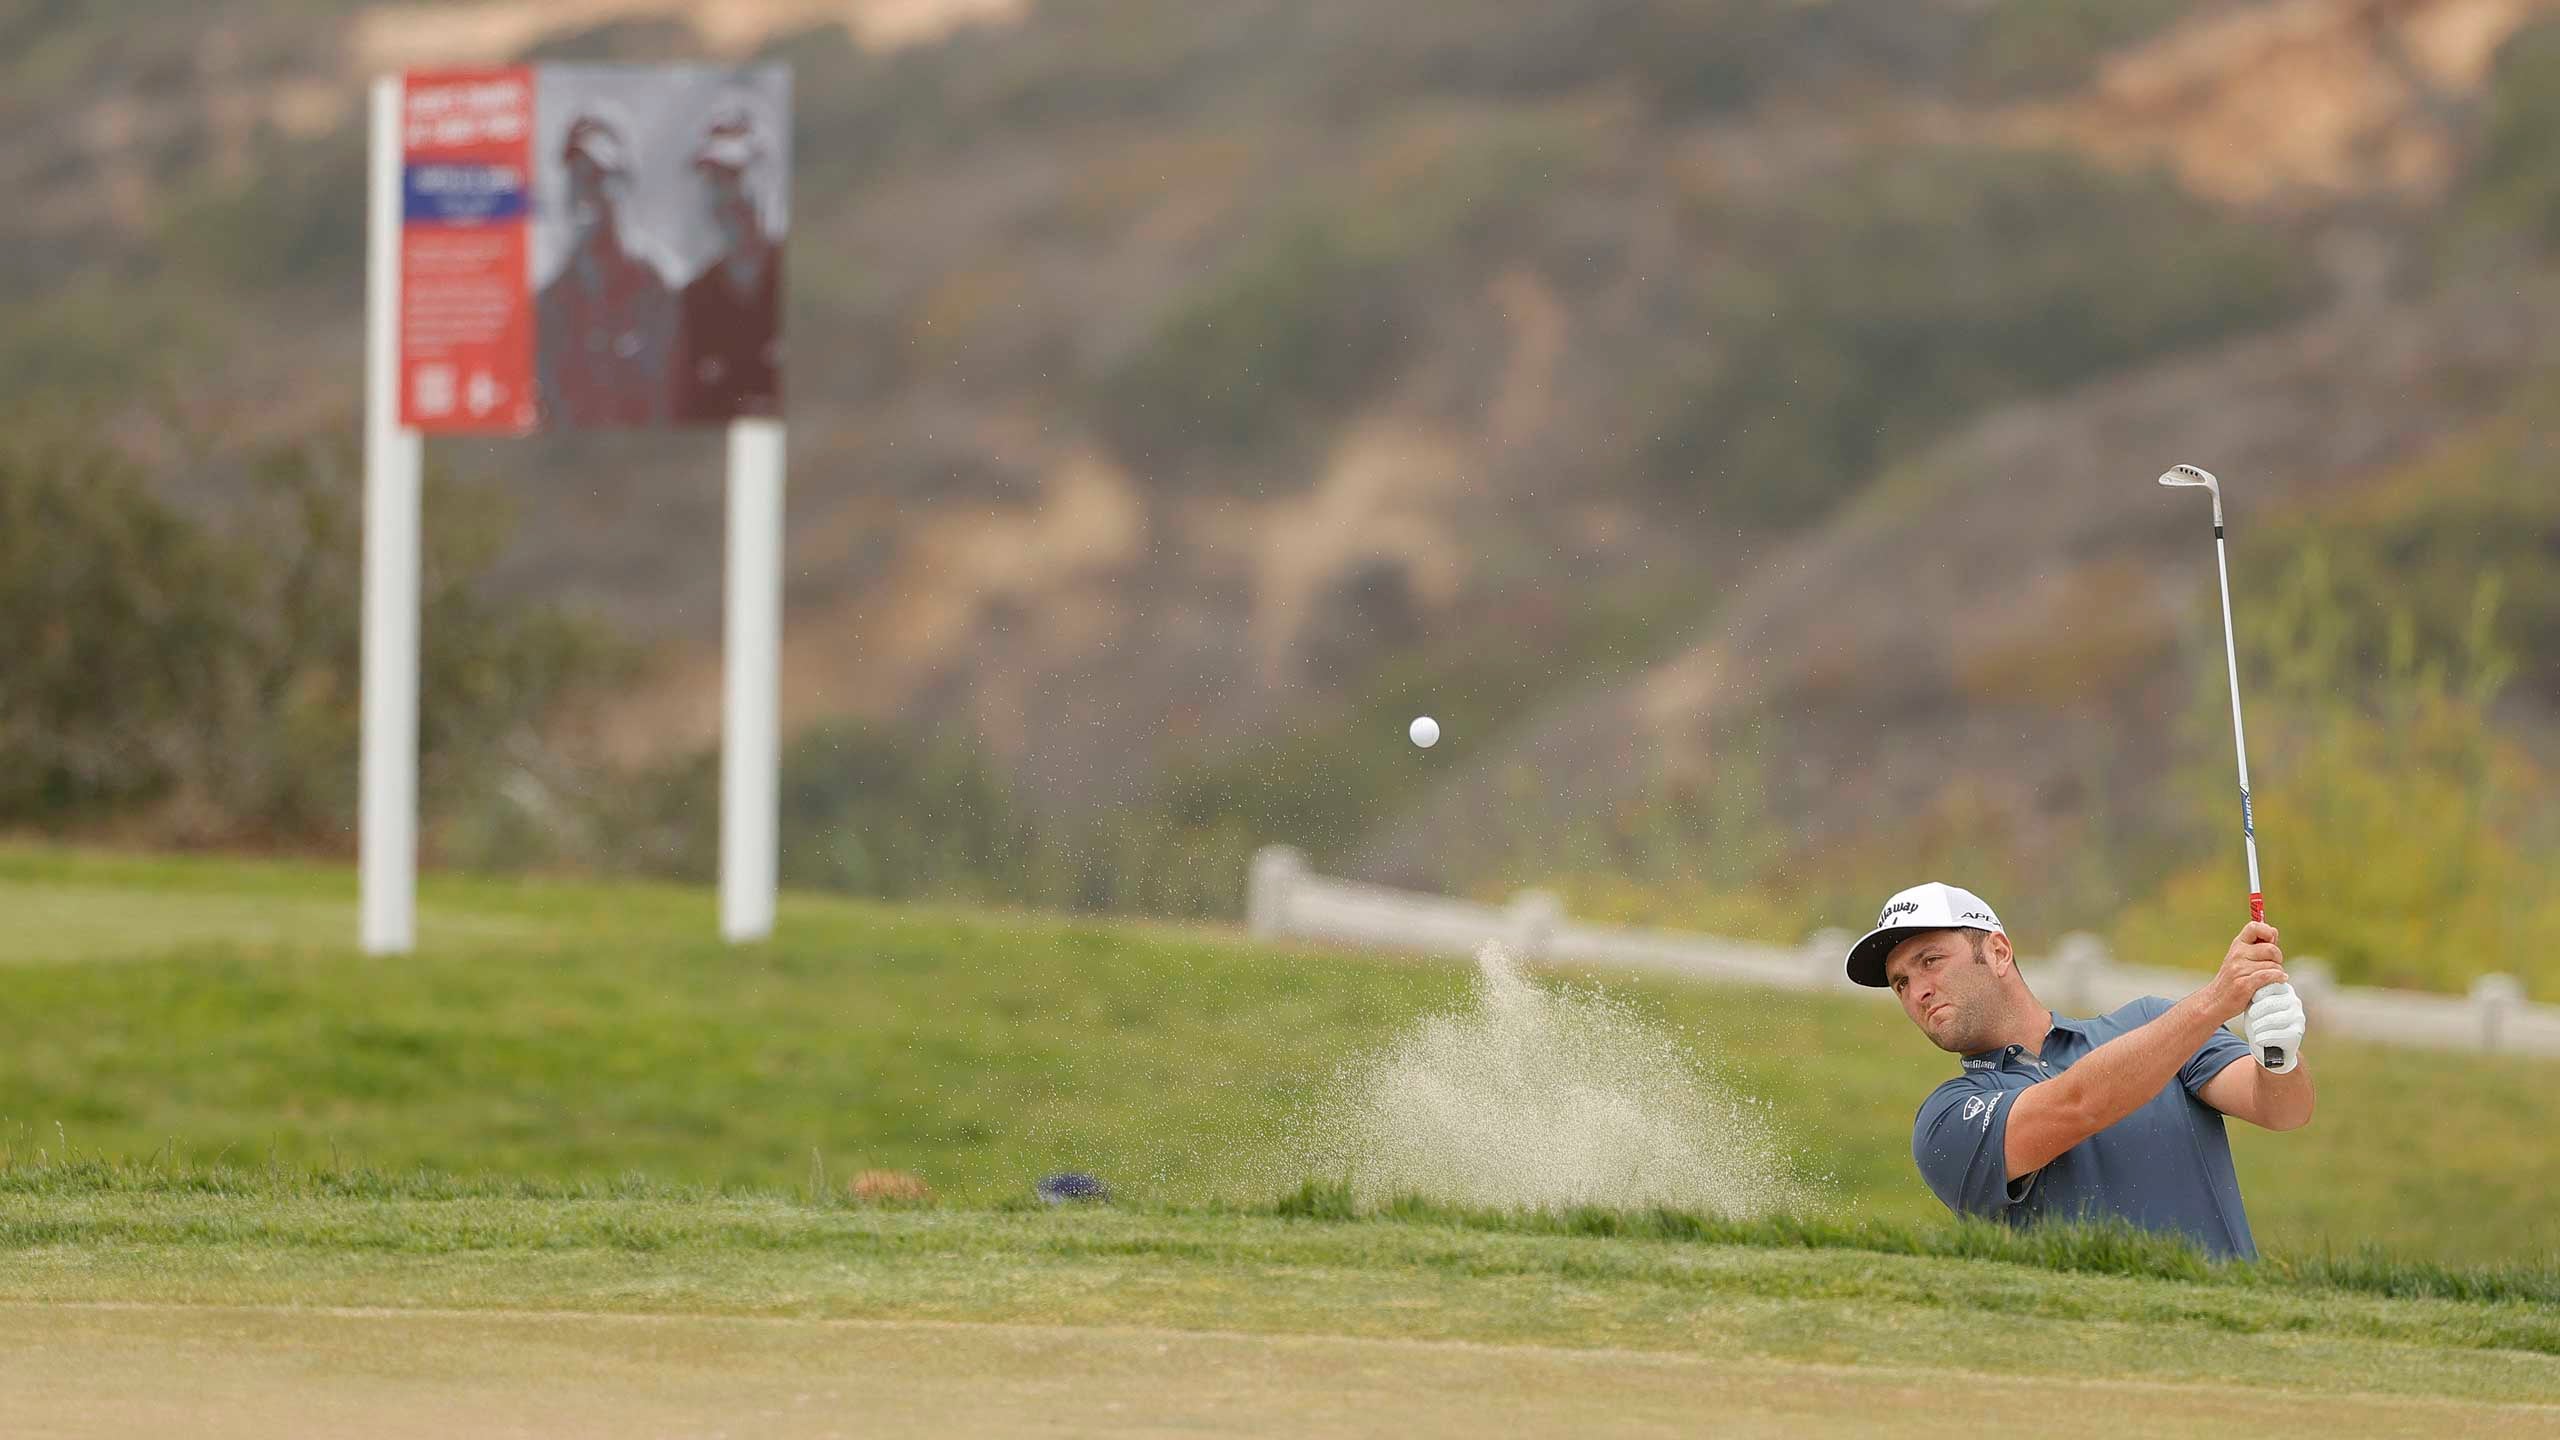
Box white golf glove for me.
[2244,983,2307,1074]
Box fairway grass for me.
[0,1169,2556,1436]
[5,845,2558,1270]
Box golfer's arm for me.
[2198,1054,2316,1131]
[2002,996,2228,1179]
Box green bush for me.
[0,280,227,406]
[2245,386,2560,706]
[1519,734,1813,943]
[1091,113,1576,487]
[611,722,1036,904]
[606,719,1260,919]
[591,576,1697,919]
[0,429,626,847]
[0,0,79,60]
[1319,0,1990,118]
[159,134,366,294]
[1337,0,1786,115]
[0,435,240,820]
[2118,548,2560,995]
[1960,0,2198,98]
[1160,576,1704,870]
[1647,148,2318,528]
[2450,20,2560,260]
[1092,218,1413,483]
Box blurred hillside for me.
[5,0,2557,979]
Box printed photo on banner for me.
[530,64,789,429]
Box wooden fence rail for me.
[1246,847,2560,1058]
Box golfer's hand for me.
[2244,982,2307,1073]
[2204,921,2288,1023]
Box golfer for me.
[1846,883,2313,1259]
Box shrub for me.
[1092,217,1413,485]
[1960,0,2198,99]
[2449,20,2560,260]
[1646,148,2317,528]
[607,719,1262,919]
[2117,548,2560,995]
[0,435,241,820]
[0,428,626,848]
[2255,386,2560,707]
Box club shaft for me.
[2208,512,2291,1071]
[2209,531,2264,914]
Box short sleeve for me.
[1913,1080,2037,1219]
[2126,995,2254,1096]
[2180,1018,2254,1096]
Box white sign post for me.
[362,76,423,956]
[721,418,785,943]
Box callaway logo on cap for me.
[1843,882,2006,988]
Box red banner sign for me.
[395,64,788,433]
[398,68,537,433]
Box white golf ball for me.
[1409,715,1440,749]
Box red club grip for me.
[2249,892,2266,924]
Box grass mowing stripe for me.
[6,1194,2558,1409]
[8,1206,2549,1351]
[6,1162,2557,1312]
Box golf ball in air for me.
[1409,715,1440,749]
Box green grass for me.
[0,1163,2554,1412]
[3,845,2557,1271]
[10,1161,2557,1312]
[0,846,1459,1202]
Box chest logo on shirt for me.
[1961,1093,1999,1128]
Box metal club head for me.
[2157,463,2223,524]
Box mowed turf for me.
[4,846,2558,1267]
[0,1168,2555,1436]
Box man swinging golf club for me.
[1847,885,2310,1260]
[1844,463,2314,1261]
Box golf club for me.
[2159,463,2298,1073]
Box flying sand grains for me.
[1290,943,1805,1215]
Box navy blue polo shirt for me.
[1912,997,2258,1260]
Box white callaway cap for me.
[1844,882,2006,988]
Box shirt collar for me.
[1961,1013,2085,1069]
